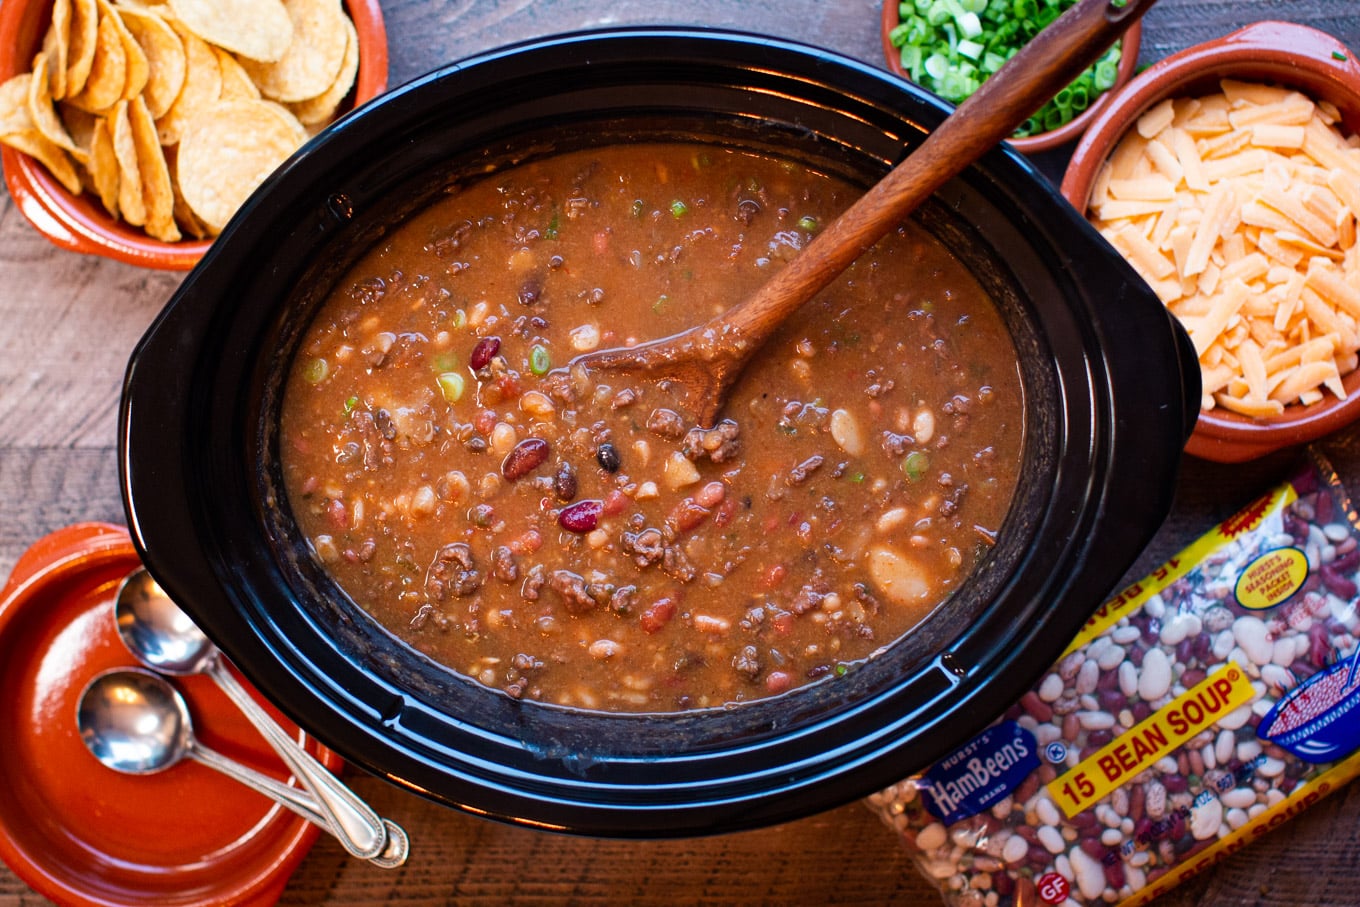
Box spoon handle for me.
[709,0,1157,345]
[187,742,410,867]
[206,657,392,861]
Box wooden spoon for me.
[575,0,1157,427]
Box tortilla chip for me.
[66,0,99,98]
[167,0,292,63]
[98,0,150,101]
[109,99,146,225]
[177,98,301,231]
[27,54,86,163]
[258,97,306,143]
[118,5,186,118]
[61,105,98,153]
[125,95,179,241]
[237,0,346,102]
[0,129,83,195]
[89,114,120,215]
[42,0,71,100]
[288,12,355,126]
[155,20,221,145]
[66,11,127,113]
[216,48,261,100]
[0,74,33,136]
[165,147,210,237]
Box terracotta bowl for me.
[1060,21,1360,463]
[880,0,1142,154]
[0,524,341,907]
[0,0,389,271]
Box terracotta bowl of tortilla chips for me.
[0,0,388,270]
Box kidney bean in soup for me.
[280,143,1024,711]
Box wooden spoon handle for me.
[711,0,1157,342]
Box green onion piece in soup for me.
[437,372,466,403]
[902,450,931,483]
[529,344,551,376]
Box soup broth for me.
[279,142,1024,712]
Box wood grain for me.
[3,0,1360,905]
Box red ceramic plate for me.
[0,524,342,907]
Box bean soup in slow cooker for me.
[279,142,1024,711]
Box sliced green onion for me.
[529,344,551,376]
[437,372,466,403]
[902,450,931,483]
[431,351,459,372]
[669,199,688,218]
[924,52,949,81]
[631,199,645,217]
[900,43,925,78]
[1094,57,1119,91]
[889,0,1121,138]
[797,215,820,232]
[544,211,560,240]
[343,395,359,414]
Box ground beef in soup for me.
[279,142,1024,712]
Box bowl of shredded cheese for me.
[1061,20,1360,462]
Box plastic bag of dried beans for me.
[867,449,1360,907]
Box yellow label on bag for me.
[1048,665,1258,817]
[1235,547,1309,610]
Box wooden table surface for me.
[4,0,1360,904]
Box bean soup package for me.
[867,451,1360,906]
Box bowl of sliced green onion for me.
[881,0,1142,153]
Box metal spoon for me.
[77,668,409,868]
[114,566,399,862]
[575,0,1158,427]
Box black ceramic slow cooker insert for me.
[119,28,1199,836]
